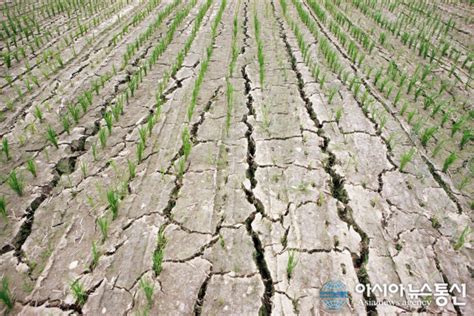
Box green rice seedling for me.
[80,161,88,178]
[78,97,89,114]
[458,127,471,150]
[70,280,86,305]
[399,148,416,172]
[442,152,457,173]
[33,105,43,122]
[319,74,326,89]
[176,157,186,178]
[139,277,154,308]
[454,226,471,251]
[104,112,113,135]
[407,110,416,124]
[412,119,424,135]
[2,52,12,68]
[26,158,37,177]
[112,104,121,122]
[91,241,100,269]
[107,190,119,220]
[68,104,80,124]
[97,216,109,242]
[414,87,423,102]
[353,82,361,99]
[431,101,444,117]
[399,74,407,87]
[2,137,10,160]
[153,227,167,276]
[128,159,136,180]
[0,197,6,219]
[46,125,58,148]
[327,87,338,104]
[451,116,466,137]
[430,216,441,229]
[335,108,343,123]
[432,140,445,158]
[440,108,453,128]
[393,89,402,106]
[0,277,14,311]
[92,143,98,161]
[31,75,39,88]
[147,115,155,136]
[25,78,32,93]
[287,251,297,279]
[6,99,14,111]
[420,126,438,147]
[379,78,389,93]
[136,140,145,163]
[98,128,107,149]
[379,32,386,46]
[374,69,382,86]
[8,170,24,196]
[138,127,147,145]
[407,77,417,95]
[55,53,64,68]
[61,115,71,135]
[378,115,387,131]
[182,127,191,160]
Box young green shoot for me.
[328,87,338,104]
[107,190,119,220]
[420,126,437,147]
[335,108,343,123]
[176,157,186,179]
[153,227,167,276]
[0,277,14,311]
[70,280,86,306]
[0,197,6,219]
[137,140,145,163]
[8,170,24,196]
[399,148,416,172]
[91,241,100,270]
[2,137,10,160]
[61,115,71,134]
[442,152,457,173]
[97,216,109,243]
[139,277,154,308]
[287,251,297,280]
[98,127,107,149]
[104,112,113,135]
[46,126,58,148]
[138,127,147,145]
[453,226,472,251]
[128,159,136,180]
[26,158,37,177]
[460,130,472,150]
[182,127,191,160]
[33,105,43,122]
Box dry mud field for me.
[0,0,473,315]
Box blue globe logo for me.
[320,280,348,311]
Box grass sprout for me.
[107,190,119,220]
[8,170,24,196]
[399,148,416,172]
[70,280,86,306]
[0,277,14,311]
[139,277,154,308]
[287,251,298,280]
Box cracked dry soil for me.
[0,0,472,315]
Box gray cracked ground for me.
[0,0,472,315]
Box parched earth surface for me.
[0,0,473,315]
